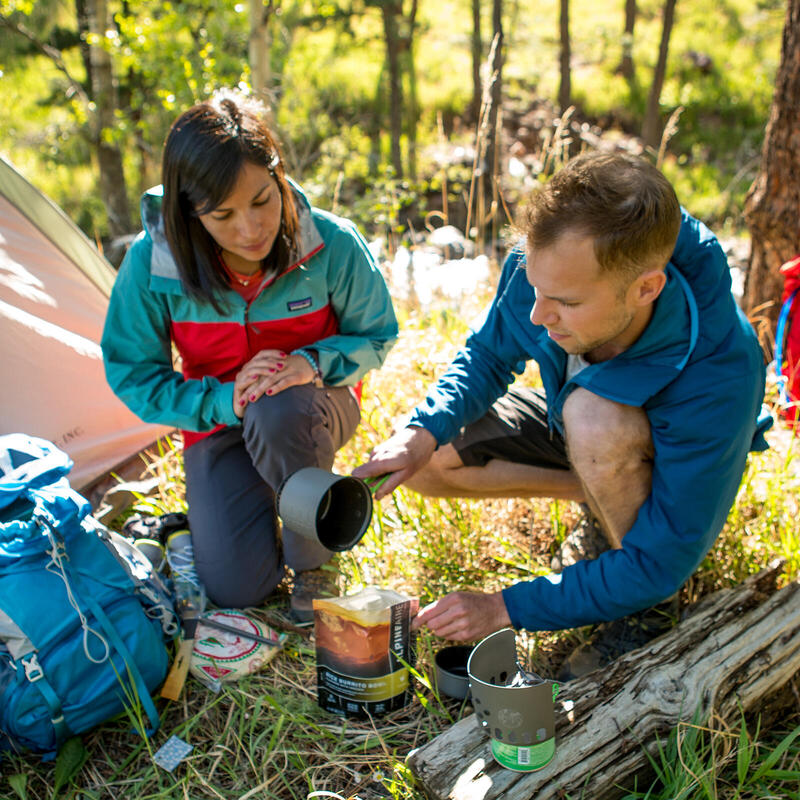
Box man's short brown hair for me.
[523,152,681,282]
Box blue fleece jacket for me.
[408,212,768,632]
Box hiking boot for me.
[558,596,679,681]
[290,564,340,623]
[550,505,610,572]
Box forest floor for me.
[5,276,796,800]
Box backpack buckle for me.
[22,653,43,683]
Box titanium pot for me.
[435,645,473,700]
[277,467,374,551]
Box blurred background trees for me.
[0,0,795,319]
[743,0,800,320]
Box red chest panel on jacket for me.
[170,304,338,384]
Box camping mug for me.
[277,468,386,551]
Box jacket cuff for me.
[214,382,241,427]
[501,579,559,632]
[406,407,449,446]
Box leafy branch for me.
[0,12,91,111]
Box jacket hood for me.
[669,210,738,353]
[569,265,699,407]
[498,257,699,410]
[575,212,741,406]
[138,178,324,283]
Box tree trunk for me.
[483,0,503,188]
[641,0,677,149]
[558,0,571,112]
[248,0,275,114]
[470,0,483,123]
[381,0,404,178]
[742,0,800,322]
[617,0,636,82]
[407,564,800,800]
[369,63,386,176]
[75,0,93,93]
[403,0,419,180]
[86,0,131,237]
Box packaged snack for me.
[190,610,285,683]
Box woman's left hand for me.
[234,352,316,411]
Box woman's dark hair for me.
[161,89,299,307]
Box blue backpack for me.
[0,434,177,756]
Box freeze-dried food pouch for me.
[314,587,418,718]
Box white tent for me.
[0,156,171,491]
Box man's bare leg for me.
[402,386,652,546]
[404,443,585,500]
[561,387,654,548]
[399,385,652,539]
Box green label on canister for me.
[490,737,555,772]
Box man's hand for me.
[411,590,512,642]
[232,350,315,418]
[352,426,437,499]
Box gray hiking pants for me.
[183,384,360,608]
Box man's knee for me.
[563,387,653,474]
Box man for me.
[354,152,768,668]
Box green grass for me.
[622,713,800,800]
[4,285,798,799]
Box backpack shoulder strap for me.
[77,591,162,736]
[775,287,799,404]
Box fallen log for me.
[406,563,800,800]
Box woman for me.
[102,90,398,619]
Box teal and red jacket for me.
[102,183,398,447]
[408,211,769,632]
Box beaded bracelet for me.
[295,348,323,387]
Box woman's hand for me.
[233,350,316,418]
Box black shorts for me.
[452,386,571,470]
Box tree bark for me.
[248,0,275,115]
[470,0,483,123]
[558,0,571,112]
[75,0,94,93]
[369,63,386,176]
[483,0,503,188]
[641,0,677,149]
[742,0,800,322]
[381,0,404,178]
[403,0,419,180]
[407,564,800,800]
[86,0,131,237]
[617,0,636,82]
